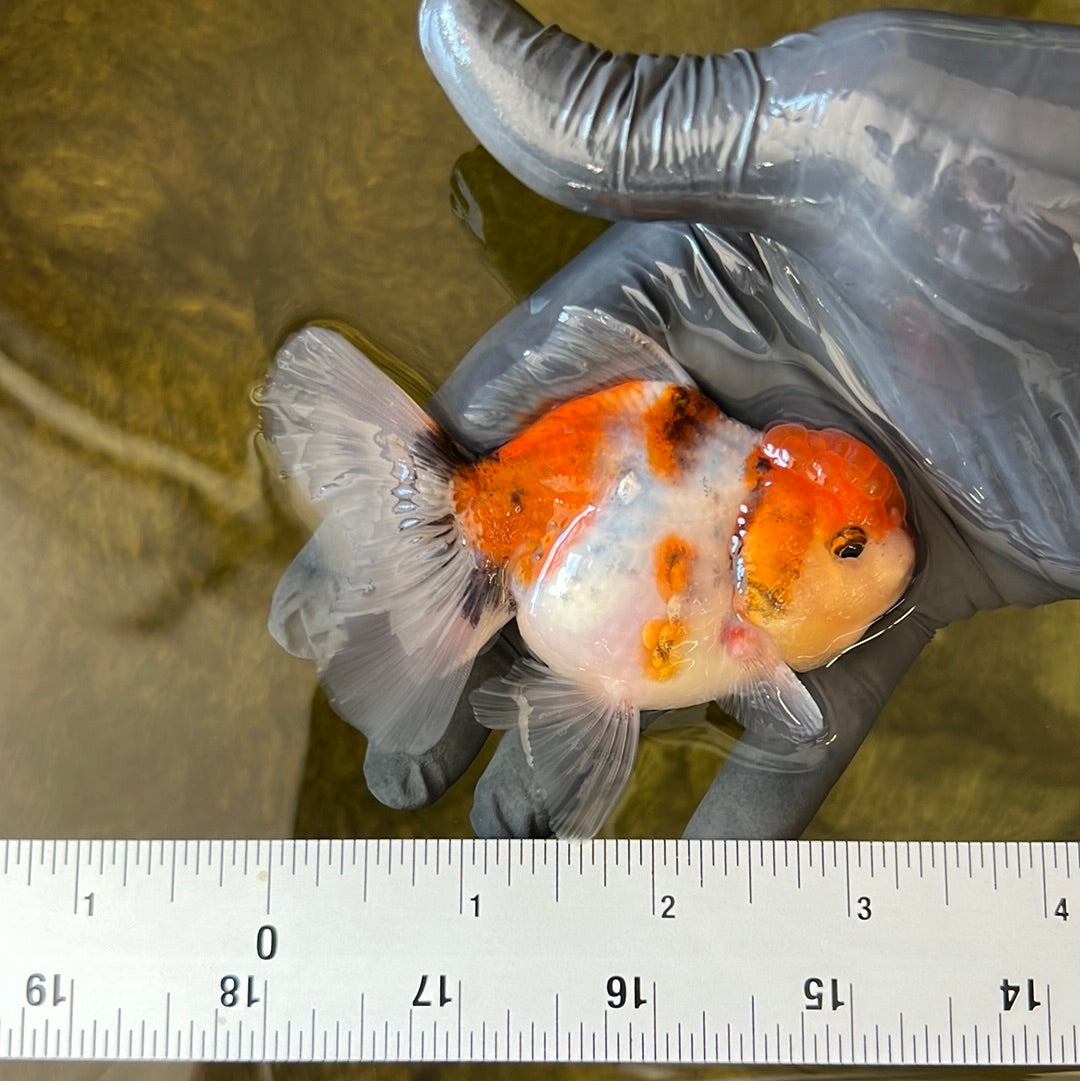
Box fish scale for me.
[0,838,1077,1065]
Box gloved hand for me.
[361,0,1080,838]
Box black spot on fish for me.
[645,385,721,478]
[460,558,507,628]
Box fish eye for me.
[830,525,867,559]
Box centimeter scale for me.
[0,838,1076,1066]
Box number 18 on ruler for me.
[0,839,1077,1065]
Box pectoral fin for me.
[715,654,826,745]
[471,658,639,839]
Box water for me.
[0,0,1076,1078]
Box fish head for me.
[734,423,916,671]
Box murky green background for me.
[0,0,1077,1079]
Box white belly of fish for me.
[513,424,758,711]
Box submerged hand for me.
[365,0,1080,838]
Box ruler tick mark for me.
[1040,844,1049,919]
[844,845,852,918]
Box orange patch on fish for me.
[642,385,721,480]
[735,470,818,615]
[749,424,907,538]
[654,534,695,601]
[642,535,695,679]
[454,382,644,585]
[641,617,687,681]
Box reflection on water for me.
[0,0,1077,1079]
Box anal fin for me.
[471,659,639,839]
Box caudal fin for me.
[257,326,513,754]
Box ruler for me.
[0,838,1076,1065]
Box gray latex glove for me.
[363,0,1080,838]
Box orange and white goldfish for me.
[258,308,915,838]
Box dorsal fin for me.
[451,307,693,452]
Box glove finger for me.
[683,611,936,839]
[469,725,551,839]
[421,0,1080,240]
[363,633,521,810]
[419,0,767,226]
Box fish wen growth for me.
[258,308,916,838]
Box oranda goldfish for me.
[258,307,916,838]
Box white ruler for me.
[0,838,1076,1065]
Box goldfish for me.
[258,307,916,838]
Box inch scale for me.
[0,838,1076,1066]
